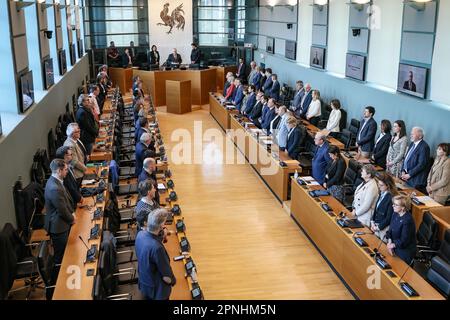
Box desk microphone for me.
[353,231,373,237]
[79,235,90,251]
[124,179,133,199]
[397,259,419,297]
[373,233,388,258]
[398,259,415,285]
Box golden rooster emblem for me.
[157,3,185,34]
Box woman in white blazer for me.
[352,164,379,227]
[306,90,322,126]
[326,99,342,135]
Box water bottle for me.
[294,170,299,180]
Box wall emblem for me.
[157,3,185,34]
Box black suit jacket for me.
[190,48,201,64]
[138,170,160,205]
[150,51,160,65]
[122,53,132,67]
[167,53,182,66]
[372,193,393,231]
[236,63,246,79]
[76,106,99,146]
[403,80,416,92]
[325,158,346,188]
[287,126,304,159]
[356,117,377,153]
[44,176,74,234]
[64,169,81,210]
[373,133,392,169]
[249,101,263,121]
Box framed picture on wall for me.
[266,37,275,54]
[19,70,35,113]
[58,49,67,75]
[43,58,55,90]
[310,46,325,69]
[77,38,84,58]
[285,40,297,60]
[69,43,76,66]
[345,53,366,81]
[0,114,2,136]
[397,63,428,99]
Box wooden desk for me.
[166,80,191,114]
[209,93,233,131]
[228,114,301,202]
[341,151,384,171]
[109,67,134,94]
[301,120,345,150]
[133,68,216,107]
[290,178,444,300]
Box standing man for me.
[236,58,246,80]
[356,106,377,158]
[291,80,305,112]
[75,94,98,155]
[139,157,160,205]
[190,43,201,65]
[107,41,120,66]
[243,85,256,115]
[247,61,257,85]
[55,146,82,211]
[269,74,280,101]
[232,78,244,111]
[262,68,273,94]
[312,132,332,185]
[63,123,88,186]
[297,83,313,119]
[129,41,136,63]
[44,159,75,265]
[135,209,176,300]
[136,133,155,177]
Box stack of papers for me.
[249,128,263,135]
[415,196,442,207]
[81,179,97,185]
[300,176,320,186]
[157,183,166,190]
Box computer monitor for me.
[397,63,428,99]
[43,57,55,90]
[345,53,366,81]
[58,49,67,75]
[19,70,34,113]
[310,46,325,69]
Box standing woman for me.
[149,45,160,65]
[372,120,392,169]
[386,120,408,178]
[371,172,397,240]
[352,164,379,227]
[323,145,347,203]
[386,195,417,264]
[426,143,450,205]
[326,99,342,137]
[306,90,322,127]
[258,68,267,92]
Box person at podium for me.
[166,48,182,68]
[190,43,201,65]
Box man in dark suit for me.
[291,80,305,112]
[135,209,176,300]
[285,117,305,159]
[122,48,132,68]
[190,43,201,65]
[262,68,273,93]
[243,85,256,115]
[356,106,377,157]
[372,120,392,169]
[136,133,154,177]
[232,78,245,111]
[401,127,431,189]
[167,48,182,67]
[260,98,277,131]
[297,83,313,119]
[236,58,246,79]
[136,117,150,145]
[138,157,160,205]
[403,71,417,92]
[44,159,75,265]
[269,74,281,101]
[75,94,98,155]
[312,132,332,185]
[55,146,82,211]
[249,92,264,123]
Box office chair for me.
[37,240,56,300]
[317,108,331,130]
[342,159,361,208]
[415,211,439,264]
[47,129,57,160]
[297,135,316,174]
[348,118,360,145]
[339,108,347,132]
[339,129,358,151]
[426,229,450,297]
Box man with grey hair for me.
[401,126,430,190]
[223,71,234,96]
[135,208,176,300]
[64,122,88,185]
[135,132,155,177]
[312,131,332,185]
[75,94,98,155]
[247,61,258,85]
[139,157,160,204]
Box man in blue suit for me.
[136,117,150,145]
[269,74,281,102]
[285,117,305,159]
[356,106,377,157]
[136,133,154,177]
[291,80,305,112]
[261,98,277,131]
[252,66,262,90]
[298,83,313,119]
[232,78,245,111]
[312,132,332,185]
[262,68,273,94]
[401,127,431,189]
[243,85,256,115]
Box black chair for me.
[342,159,361,207]
[317,108,331,130]
[426,229,450,297]
[297,134,315,174]
[339,108,347,132]
[417,211,440,253]
[348,118,360,145]
[37,240,56,300]
[338,129,354,150]
[47,129,57,160]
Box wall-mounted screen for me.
[19,71,34,113]
[77,38,84,58]
[285,40,297,60]
[58,49,67,75]
[310,46,325,69]
[69,43,76,66]
[345,53,366,81]
[43,58,55,90]
[397,63,428,99]
[266,37,275,54]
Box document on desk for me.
[157,183,166,190]
[81,179,97,186]
[415,196,442,207]
[301,176,320,185]
[249,128,263,134]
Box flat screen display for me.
[69,43,76,66]
[345,53,366,81]
[397,63,428,99]
[43,58,55,89]
[19,70,34,113]
[285,40,297,60]
[58,49,67,75]
[310,46,325,69]
[266,37,275,54]
[77,38,84,58]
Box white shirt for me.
[306,99,321,119]
[375,132,386,146]
[89,93,100,116]
[326,109,341,133]
[269,115,280,134]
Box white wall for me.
[430,0,450,106]
[327,0,349,75]
[148,1,193,64]
[297,0,313,65]
[366,0,403,89]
